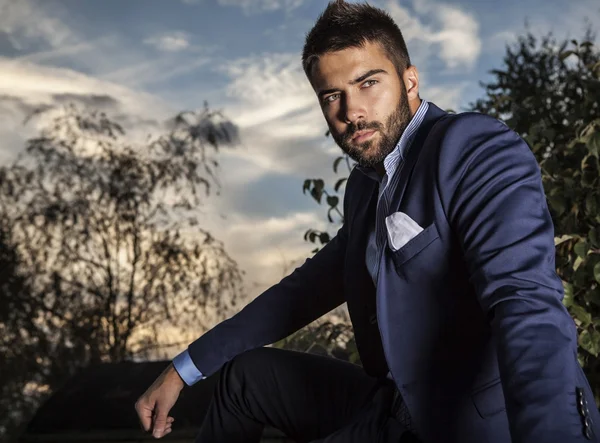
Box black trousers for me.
[195,347,419,443]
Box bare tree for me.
[0,102,244,438]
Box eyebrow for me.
[318,68,388,100]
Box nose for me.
[340,94,366,125]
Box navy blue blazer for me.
[188,103,599,442]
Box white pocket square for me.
[385,212,423,251]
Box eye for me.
[363,79,378,88]
[323,93,340,104]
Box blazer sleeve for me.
[185,182,352,377]
[438,113,584,442]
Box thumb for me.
[135,397,155,432]
[152,406,169,438]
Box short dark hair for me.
[302,0,411,81]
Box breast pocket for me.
[389,221,440,269]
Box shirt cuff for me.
[173,349,205,386]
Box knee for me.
[222,347,276,383]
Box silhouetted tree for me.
[0,219,48,439]
[0,103,243,439]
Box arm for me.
[439,114,583,442]
[171,226,348,385]
[137,174,353,437]
[177,168,363,380]
[186,215,348,377]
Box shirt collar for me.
[356,99,429,180]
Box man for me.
[135,1,600,442]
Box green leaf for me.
[574,241,588,258]
[555,234,574,246]
[589,227,599,248]
[310,180,324,203]
[333,157,344,174]
[586,192,598,215]
[579,329,600,357]
[563,281,574,307]
[594,261,600,284]
[302,179,311,194]
[314,179,324,192]
[319,232,330,244]
[334,178,347,192]
[588,132,600,158]
[548,194,566,214]
[327,208,334,223]
[574,256,584,272]
[326,196,339,208]
[570,304,593,327]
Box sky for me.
[1,0,599,309]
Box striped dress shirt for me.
[360,99,430,285]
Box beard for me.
[331,86,412,168]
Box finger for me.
[152,407,169,438]
[167,416,175,423]
[153,426,172,439]
[135,399,154,432]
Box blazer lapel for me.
[342,173,378,314]
[346,177,378,276]
[389,103,449,213]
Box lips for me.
[351,130,376,143]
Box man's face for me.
[310,41,412,168]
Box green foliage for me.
[273,319,360,365]
[471,32,600,402]
[302,156,354,252]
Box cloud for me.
[382,0,482,70]
[0,58,168,115]
[0,56,177,165]
[0,0,74,50]
[196,209,329,295]
[213,52,341,179]
[0,94,39,116]
[485,0,600,54]
[184,0,304,14]
[144,31,192,52]
[219,53,316,128]
[423,83,468,112]
[487,30,520,52]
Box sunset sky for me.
[1,0,599,309]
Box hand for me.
[135,363,185,439]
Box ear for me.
[403,66,420,101]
